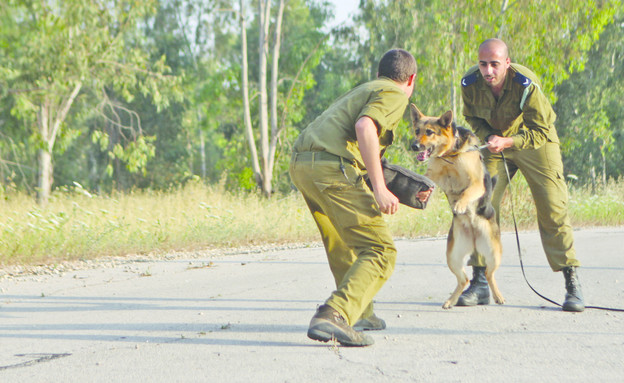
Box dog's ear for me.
[410,103,424,124]
[439,110,453,127]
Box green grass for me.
[1,177,624,266]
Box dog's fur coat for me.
[410,104,504,309]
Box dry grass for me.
[1,176,623,266]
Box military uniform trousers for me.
[289,151,396,325]
[469,142,581,271]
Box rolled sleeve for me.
[358,88,407,134]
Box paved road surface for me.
[1,227,623,382]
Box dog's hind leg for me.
[476,223,505,305]
[443,222,472,309]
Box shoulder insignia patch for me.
[513,72,532,87]
[461,72,478,87]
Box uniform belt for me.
[292,151,353,164]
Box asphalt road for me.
[1,227,623,382]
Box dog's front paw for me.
[442,300,454,309]
[453,200,468,215]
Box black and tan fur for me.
[409,104,504,309]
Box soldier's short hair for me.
[378,49,417,83]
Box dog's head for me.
[409,104,455,162]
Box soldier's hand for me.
[487,135,514,153]
[417,188,433,203]
[374,187,399,215]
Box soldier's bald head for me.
[477,38,511,92]
[479,39,509,59]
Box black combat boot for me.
[456,266,490,306]
[562,267,585,312]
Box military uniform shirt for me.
[461,63,559,149]
[292,77,408,169]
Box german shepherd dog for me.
[409,104,504,309]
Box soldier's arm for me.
[461,87,496,143]
[465,116,496,143]
[511,84,551,149]
[355,116,399,215]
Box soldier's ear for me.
[410,103,424,123]
[439,110,453,127]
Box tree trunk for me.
[450,37,457,116]
[240,0,262,185]
[589,152,596,194]
[497,0,509,38]
[601,144,606,186]
[258,0,272,196]
[36,100,51,205]
[187,136,193,175]
[36,82,82,205]
[88,146,100,193]
[200,128,206,180]
[450,6,457,117]
[112,127,123,190]
[37,148,52,205]
[268,0,285,174]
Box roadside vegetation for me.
[1,1,623,266]
[2,176,623,266]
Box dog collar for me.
[436,144,482,163]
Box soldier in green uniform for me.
[460,38,584,312]
[290,49,429,346]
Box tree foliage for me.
[0,0,182,202]
[554,11,624,186]
[0,0,622,199]
[352,0,617,172]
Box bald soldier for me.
[460,38,584,312]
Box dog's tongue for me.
[417,150,430,162]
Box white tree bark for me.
[37,82,82,205]
[497,0,509,38]
[240,0,262,184]
[240,0,288,196]
[37,99,51,205]
[257,0,272,196]
[268,0,285,173]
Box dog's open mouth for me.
[417,148,432,162]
